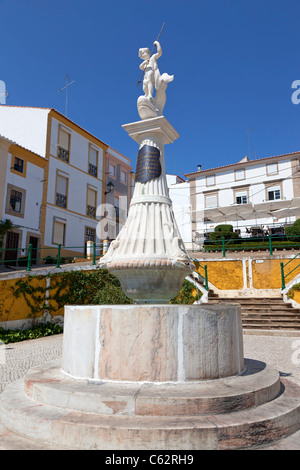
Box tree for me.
[0,219,14,249]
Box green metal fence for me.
[190,258,209,291]
[280,252,300,290]
[0,242,210,293]
[0,242,105,272]
[200,235,300,258]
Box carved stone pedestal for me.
[99,116,192,303]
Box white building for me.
[167,174,193,249]
[0,134,46,263]
[0,105,131,263]
[184,152,300,249]
[104,147,132,240]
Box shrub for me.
[285,219,300,240]
[287,283,300,299]
[43,255,55,265]
[0,322,63,344]
[209,224,240,241]
[17,256,28,267]
[170,279,202,304]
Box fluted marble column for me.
[99,116,192,303]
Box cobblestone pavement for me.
[0,332,300,394]
[0,335,63,393]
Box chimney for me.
[197,164,202,171]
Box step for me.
[242,323,300,330]
[241,312,300,319]
[216,299,289,306]
[0,421,67,450]
[241,308,297,312]
[1,418,299,451]
[23,359,280,416]
[217,298,284,302]
[1,375,299,450]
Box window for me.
[235,169,245,181]
[52,219,66,245]
[205,194,218,208]
[109,164,115,177]
[89,146,98,177]
[206,175,215,186]
[235,191,248,204]
[5,184,26,218]
[114,196,120,220]
[13,157,24,173]
[58,127,70,163]
[87,187,97,218]
[120,170,126,183]
[267,186,281,201]
[85,227,96,243]
[56,174,68,208]
[267,163,278,175]
[9,189,22,212]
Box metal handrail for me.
[189,257,209,291]
[281,256,300,290]
[0,243,105,271]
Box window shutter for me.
[57,175,68,195]
[87,188,96,207]
[53,221,65,244]
[59,129,70,150]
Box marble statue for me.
[137,41,174,120]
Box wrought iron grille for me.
[85,227,96,242]
[89,163,97,177]
[56,193,67,208]
[58,146,69,163]
[87,205,96,218]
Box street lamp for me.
[105,181,114,195]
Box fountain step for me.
[23,359,280,416]
[1,366,300,450]
[0,421,68,450]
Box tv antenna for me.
[247,128,255,159]
[136,22,166,87]
[58,74,75,117]
[0,81,8,105]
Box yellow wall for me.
[195,260,244,290]
[252,259,300,289]
[195,258,300,291]
[0,277,47,323]
[0,270,95,324]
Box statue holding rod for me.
[137,32,174,119]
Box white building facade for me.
[0,105,131,262]
[184,153,300,249]
[167,175,193,250]
[0,135,46,263]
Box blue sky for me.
[1,0,300,177]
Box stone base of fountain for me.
[1,304,300,450]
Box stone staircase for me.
[208,293,300,330]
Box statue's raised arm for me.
[137,40,174,120]
[152,41,162,60]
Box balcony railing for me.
[87,205,96,218]
[56,193,67,208]
[58,146,69,163]
[89,163,97,177]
